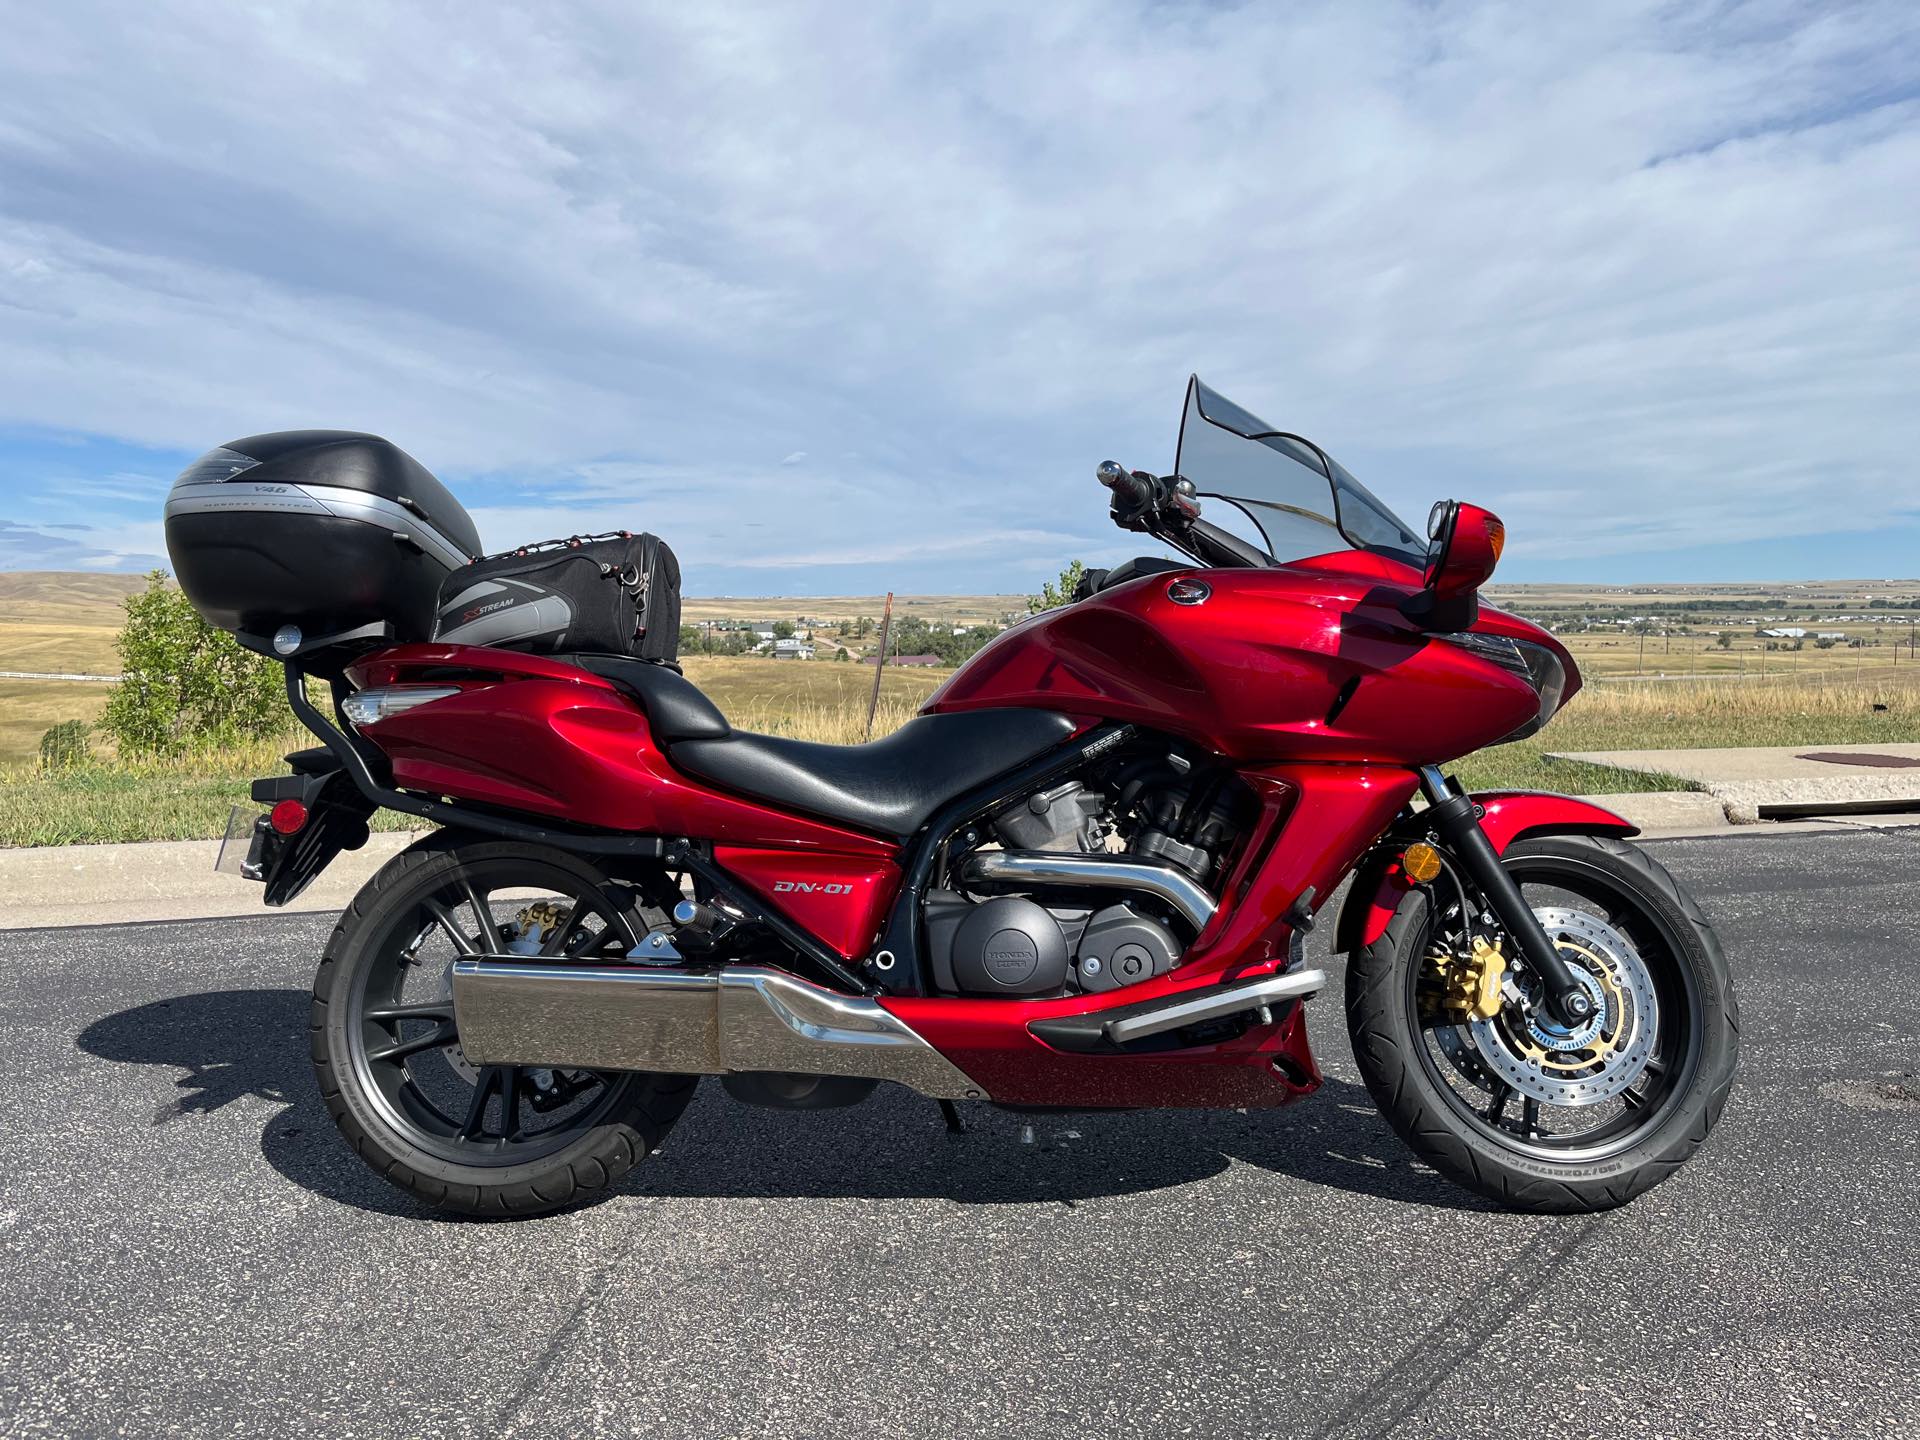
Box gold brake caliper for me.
[513,899,568,947]
[1421,935,1508,1022]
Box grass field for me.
[1453,669,1920,794]
[0,679,115,769]
[0,658,948,846]
[0,572,142,676]
[682,594,1024,627]
[5,572,1919,845]
[9,665,1918,846]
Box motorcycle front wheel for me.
[311,835,696,1217]
[1347,834,1739,1213]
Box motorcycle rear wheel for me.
[1346,834,1739,1213]
[311,835,696,1216]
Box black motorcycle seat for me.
[567,653,730,741]
[672,709,1078,839]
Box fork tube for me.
[1416,767,1595,1026]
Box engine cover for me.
[1073,903,1178,992]
[947,895,1071,996]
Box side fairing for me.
[925,566,1540,765]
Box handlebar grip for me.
[1097,460,1152,509]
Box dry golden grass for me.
[8,567,1920,844]
[1455,670,1920,793]
[0,661,950,846]
[9,667,1919,846]
[0,570,147,622]
[0,678,115,767]
[0,572,137,678]
[680,654,947,721]
[681,594,1023,626]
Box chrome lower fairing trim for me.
[450,960,983,1099]
[960,850,1217,932]
[1104,968,1326,1044]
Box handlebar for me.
[1094,460,1270,571]
[1096,459,1153,510]
[1097,460,1198,527]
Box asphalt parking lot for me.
[1,827,1916,1438]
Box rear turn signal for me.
[1401,842,1443,884]
[269,799,310,835]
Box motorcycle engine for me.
[928,764,1245,998]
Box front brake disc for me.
[1465,907,1660,1106]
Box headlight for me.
[341,685,461,728]
[1441,632,1566,742]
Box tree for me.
[772,620,795,639]
[1714,631,1734,650]
[1027,559,1088,614]
[99,572,284,756]
[39,720,91,770]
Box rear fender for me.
[1334,792,1639,952]
[246,759,375,906]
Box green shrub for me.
[38,719,92,770]
[99,572,286,756]
[1027,559,1087,614]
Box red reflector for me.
[270,800,310,835]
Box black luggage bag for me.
[432,531,681,663]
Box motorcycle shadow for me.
[76,987,1489,1217]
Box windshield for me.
[1173,377,1425,567]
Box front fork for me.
[1415,767,1597,1028]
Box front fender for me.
[1334,791,1639,952]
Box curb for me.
[1582,790,1733,837]
[0,832,425,931]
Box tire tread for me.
[1344,834,1738,1214]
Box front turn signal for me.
[1401,842,1443,885]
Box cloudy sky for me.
[1,1,1916,592]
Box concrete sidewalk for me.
[0,832,423,930]
[1553,743,1920,820]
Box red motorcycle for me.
[168,378,1738,1216]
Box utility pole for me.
[865,591,895,741]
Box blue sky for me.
[2,2,1916,593]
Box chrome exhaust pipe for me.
[450,960,983,1100]
[961,850,1216,931]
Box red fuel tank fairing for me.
[924,558,1570,767]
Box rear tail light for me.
[269,799,310,834]
[341,685,461,728]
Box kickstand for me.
[938,1099,967,1135]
